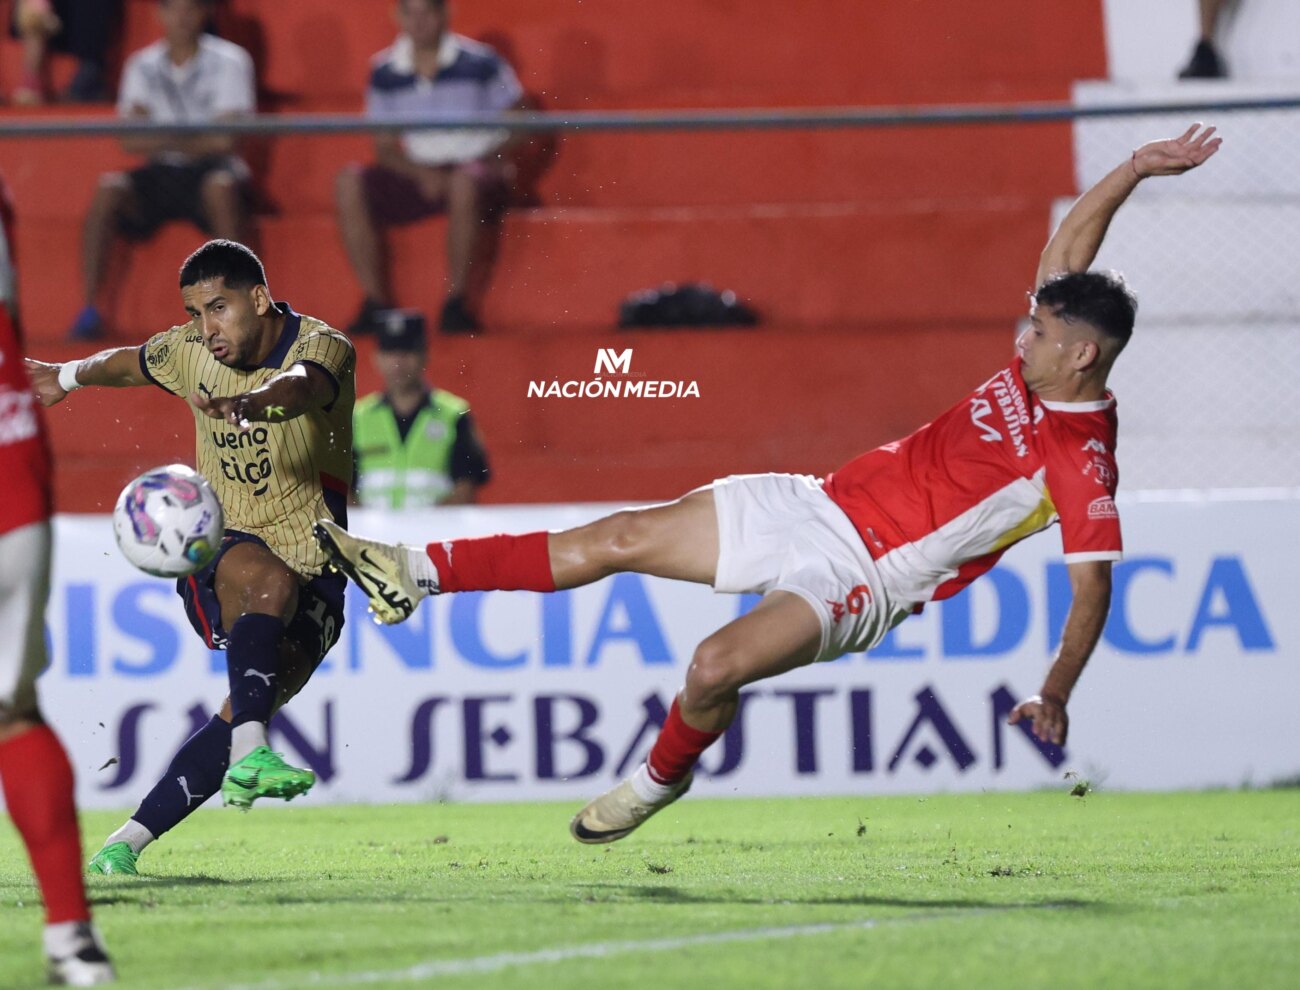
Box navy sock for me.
[226,613,285,727]
[133,715,231,838]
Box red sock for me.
[426,532,556,593]
[0,724,90,924]
[646,698,723,785]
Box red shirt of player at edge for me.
[0,307,52,536]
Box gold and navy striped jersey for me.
[139,303,355,577]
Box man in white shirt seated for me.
[69,0,255,341]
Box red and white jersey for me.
[824,358,1121,605]
[0,306,51,535]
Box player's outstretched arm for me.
[1036,123,1222,287]
[24,347,149,406]
[1007,559,1112,746]
[192,362,335,431]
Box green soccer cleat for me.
[86,842,138,877]
[313,518,425,625]
[221,746,315,810]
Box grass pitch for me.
[2,790,1298,990]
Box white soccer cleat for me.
[313,519,427,625]
[46,922,116,986]
[570,772,693,844]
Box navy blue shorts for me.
[178,530,345,666]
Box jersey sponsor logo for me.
[1087,496,1118,519]
[968,397,1003,443]
[197,382,213,398]
[988,371,1030,458]
[1082,438,1107,454]
[211,425,273,496]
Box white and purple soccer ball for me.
[112,464,224,578]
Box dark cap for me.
[375,309,427,352]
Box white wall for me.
[1104,0,1300,82]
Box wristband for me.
[57,359,83,392]
[1130,150,1142,179]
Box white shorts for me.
[0,521,51,721]
[711,474,907,663]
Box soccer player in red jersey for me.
[0,306,116,984]
[316,125,1221,843]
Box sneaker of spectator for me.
[67,304,104,341]
[439,295,480,334]
[1178,38,1227,79]
[65,60,108,103]
[345,297,389,337]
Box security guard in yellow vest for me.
[353,310,490,508]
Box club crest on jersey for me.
[1083,456,1115,487]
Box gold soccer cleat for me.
[569,772,693,844]
[313,519,424,625]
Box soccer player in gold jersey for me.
[26,240,355,875]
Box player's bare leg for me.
[316,487,719,624]
[571,591,823,843]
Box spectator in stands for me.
[1179,0,1229,79]
[336,0,524,336]
[68,0,254,341]
[354,309,491,508]
[9,0,123,105]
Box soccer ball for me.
[112,464,224,578]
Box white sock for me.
[230,722,268,763]
[404,545,439,597]
[43,920,96,958]
[629,762,677,803]
[105,818,154,856]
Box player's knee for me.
[240,570,299,622]
[685,637,745,708]
[596,510,653,569]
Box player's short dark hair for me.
[1034,270,1137,352]
[178,240,268,292]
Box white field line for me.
[192,907,1025,990]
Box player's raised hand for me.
[1133,123,1222,178]
[24,358,69,406]
[1007,694,1069,746]
[192,390,255,431]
